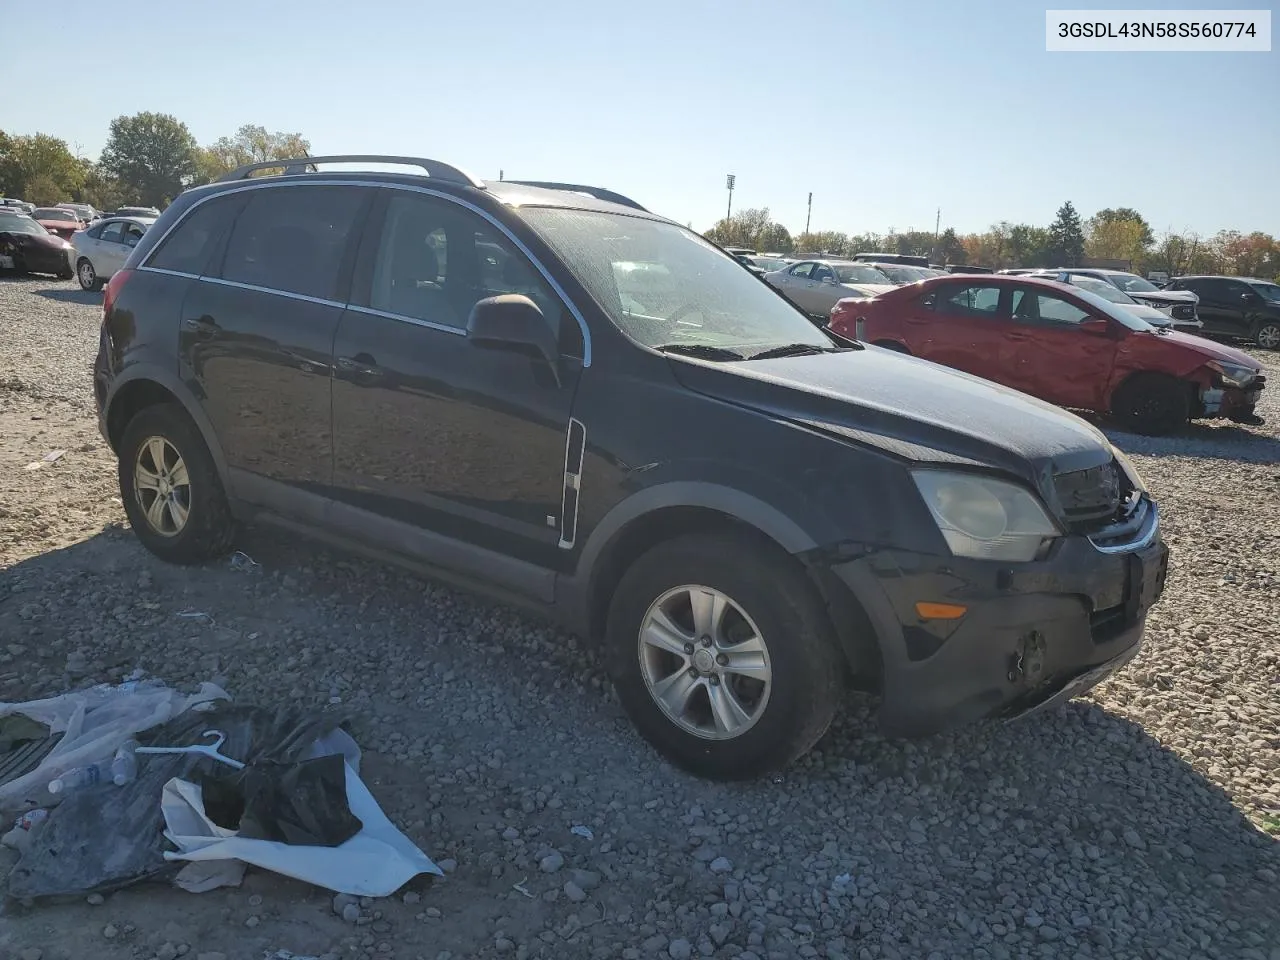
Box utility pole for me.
[499,169,504,181]
[805,192,813,235]
[934,207,941,262]
[725,174,736,221]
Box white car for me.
[70,217,155,290]
[765,259,896,318]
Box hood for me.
[1121,303,1172,326]
[666,347,1114,486]
[37,219,76,232]
[1144,329,1262,368]
[1128,288,1196,306]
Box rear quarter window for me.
[146,195,244,275]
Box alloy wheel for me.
[133,437,191,537]
[1257,323,1280,350]
[78,261,96,290]
[637,584,772,740]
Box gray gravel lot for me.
[1,275,1277,960]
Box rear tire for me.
[1254,319,1280,350]
[1112,374,1190,435]
[118,403,237,564]
[606,532,843,780]
[77,258,101,291]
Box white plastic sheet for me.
[160,761,441,897]
[0,680,229,812]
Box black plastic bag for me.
[202,754,361,847]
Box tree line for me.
[0,113,311,211]
[704,201,1280,279]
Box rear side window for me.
[219,186,365,300]
[940,285,1001,316]
[789,263,814,279]
[147,196,241,275]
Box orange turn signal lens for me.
[915,602,968,620]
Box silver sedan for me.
[765,260,896,317]
[70,216,156,290]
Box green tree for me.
[1090,207,1153,247]
[1047,201,1086,267]
[793,231,850,256]
[937,227,965,265]
[705,208,782,251]
[78,159,133,211]
[1006,224,1052,267]
[196,124,312,182]
[0,133,85,201]
[1085,215,1147,265]
[100,112,199,207]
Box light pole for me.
[725,174,736,221]
[805,192,813,236]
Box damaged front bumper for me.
[1199,379,1266,424]
[829,498,1167,738]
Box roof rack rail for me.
[215,154,486,189]
[503,180,648,212]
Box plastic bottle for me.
[111,740,139,786]
[13,809,48,831]
[48,762,109,794]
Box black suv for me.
[94,155,1168,780]
[1165,275,1280,349]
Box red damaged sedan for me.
[830,274,1265,435]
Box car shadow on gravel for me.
[33,288,101,306]
[1098,421,1280,465]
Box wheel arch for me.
[105,366,231,489]
[562,482,880,684]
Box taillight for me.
[103,268,134,321]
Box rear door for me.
[178,184,371,500]
[94,221,129,274]
[1171,279,1235,336]
[329,188,583,590]
[1006,286,1117,411]
[909,282,1011,382]
[776,262,817,312]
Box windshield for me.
[1247,281,1280,303]
[1070,275,1134,304]
[0,215,45,236]
[751,257,791,271]
[33,208,76,221]
[1107,272,1159,293]
[834,263,892,284]
[1069,286,1157,332]
[522,208,832,352]
[878,264,931,283]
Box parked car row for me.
[0,206,158,287]
[91,154,1170,780]
[829,273,1265,435]
[0,210,75,279]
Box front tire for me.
[118,403,236,564]
[1112,373,1191,435]
[606,532,843,780]
[1254,319,1280,350]
[76,258,101,290]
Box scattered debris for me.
[173,858,246,893]
[570,824,594,840]
[230,551,260,572]
[512,877,534,899]
[23,450,66,471]
[176,610,216,625]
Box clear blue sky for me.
[6,0,1277,237]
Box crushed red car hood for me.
[1144,330,1261,369]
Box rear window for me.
[218,186,365,300]
[147,195,243,275]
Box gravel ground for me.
[0,274,1277,960]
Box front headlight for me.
[912,470,1060,562]
[1110,446,1146,494]
[1206,360,1256,388]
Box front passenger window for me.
[942,285,1001,316]
[100,222,125,245]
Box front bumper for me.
[829,499,1167,737]
[1199,380,1265,422]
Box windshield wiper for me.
[745,343,839,361]
[655,343,746,361]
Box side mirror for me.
[1241,292,1257,303]
[466,295,562,381]
[823,276,838,285]
[1080,318,1111,336]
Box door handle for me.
[183,316,219,335]
[336,354,383,379]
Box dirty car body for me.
[93,157,1168,778]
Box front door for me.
[330,189,583,579]
[777,262,818,313]
[93,221,130,275]
[1005,286,1117,411]
[178,184,371,494]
